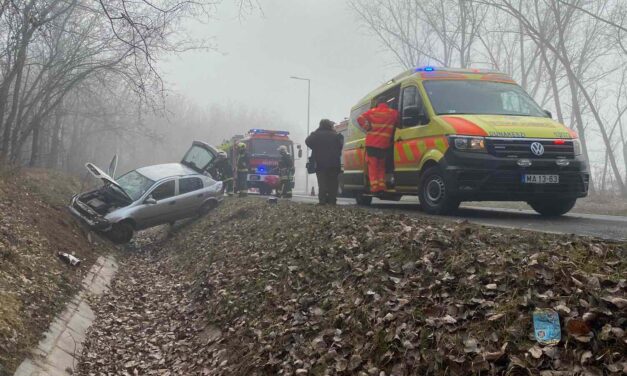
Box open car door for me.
[181,141,219,174]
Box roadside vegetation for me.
[0,169,112,373]
[78,199,626,375]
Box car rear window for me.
[179,177,203,194]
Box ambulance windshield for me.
[423,80,546,117]
[251,139,292,157]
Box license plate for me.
[522,174,559,184]
[249,175,261,181]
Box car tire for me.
[419,166,460,215]
[528,198,576,217]
[107,221,134,244]
[198,200,218,217]
[355,193,372,206]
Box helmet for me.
[237,143,247,150]
[217,150,227,159]
[277,145,289,155]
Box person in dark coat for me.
[305,119,343,205]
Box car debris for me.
[57,252,81,266]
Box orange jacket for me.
[357,103,398,149]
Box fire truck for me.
[221,129,301,195]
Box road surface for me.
[290,194,627,241]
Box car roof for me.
[135,163,199,181]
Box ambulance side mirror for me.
[544,109,553,119]
[403,104,428,127]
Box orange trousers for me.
[367,153,386,193]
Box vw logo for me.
[530,142,545,156]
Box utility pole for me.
[289,76,311,194]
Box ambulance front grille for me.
[486,138,575,159]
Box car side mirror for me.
[145,196,157,205]
[544,109,553,119]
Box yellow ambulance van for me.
[341,67,589,216]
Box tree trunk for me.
[47,109,63,169]
[29,121,40,167]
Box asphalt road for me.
[290,194,627,241]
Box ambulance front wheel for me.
[419,166,460,215]
[528,198,576,217]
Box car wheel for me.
[419,166,460,215]
[355,193,372,206]
[528,198,576,217]
[107,221,134,244]
[198,200,218,217]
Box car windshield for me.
[251,140,292,157]
[115,170,154,201]
[423,80,546,117]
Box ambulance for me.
[342,67,589,216]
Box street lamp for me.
[290,76,311,194]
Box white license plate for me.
[249,175,261,181]
[522,174,559,184]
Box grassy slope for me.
[0,169,110,373]
[78,198,626,375]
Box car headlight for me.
[449,136,487,152]
[572,139,582,156]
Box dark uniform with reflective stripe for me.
[210,158,234,194]
[278,153,294,198]
[236,150,250,196]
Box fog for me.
[0,0,625,198]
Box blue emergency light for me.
[257,165,267,173]
[249,129,290,136]
[416,66,436,72]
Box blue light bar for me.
[415,66,436,72]
[248,129,290,136]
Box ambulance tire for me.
[355,193,373,206]
[419,166,460,215]
[528,198,576,217]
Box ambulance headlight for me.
[450,136,486,152]
[572,139,582,156]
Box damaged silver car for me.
[69,141,223,244]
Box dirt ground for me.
[76,198,626,375]
[0,169,112,373]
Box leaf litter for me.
[76,198,626,375]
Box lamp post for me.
[290,76,311,194]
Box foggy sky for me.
[160,0,399,142]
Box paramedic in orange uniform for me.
[357,102,399,193]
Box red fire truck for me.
[221,129,301,195]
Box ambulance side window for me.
[401,86,428,127]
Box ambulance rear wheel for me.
[528,198,576,217]
[355,193,372,206]
[419,166,460,215]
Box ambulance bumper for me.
[441,150,590,201]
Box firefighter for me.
[277,145,294,198]
[210,150,234,195]
[235,143,250,197]
[357,101,399,194]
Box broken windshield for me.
[423,80,546,117]
[115,170,154,201]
